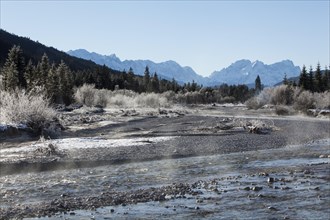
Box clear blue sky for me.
[1,1,329,76]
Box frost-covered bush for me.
[245,85,315,113]
[314,91,330,109]
[74,84,96,107]
[107,94,134,108]
[293,90,315,112]
[0,89,56,132]
[74,85,171,108]
[135,93,169,108]
[245,88,272,109]
[270,85,294,105]
[94,89,108,107]
[275,105,292,115]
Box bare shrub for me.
[74,84,96,107]
[234,118,276,134]
[245,88,272,109]
[135,93,168,108]
[314,91,330,109]
[94,89,108,107]
[0,89,56,133]
[245,97,263,109]
[293,90,315,112]
[275,105,292,115]
[270,85,294,105]
[107,93,134,108]
[74,85,171,109]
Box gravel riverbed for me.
[0,107,329,219]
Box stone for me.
[252,186,263,191]
[268,206,278,211]
[267,177,275,183]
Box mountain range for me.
[68,49,301,86]
[67,49,206,84]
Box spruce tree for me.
[143,66,150,91]
[315,62,323,92]
[283,73,288,85]
[171,78,178,92]
[47,63,59,103]
[40,53,50,85]
[25,59,35,91]
[151,72,160,93]
[4,62,19,91]
[1,45,26,90]
[255,75,262,93]
[299,65,308,90]
[57,61,73,105]
[308,66,314,92]
[323,66,330,90]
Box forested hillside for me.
[0,29,100,71]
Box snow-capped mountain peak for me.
[67,49,301,86]
[209,59,300,86]
[67,49,206,84]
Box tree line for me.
[0,45,272,106]
[285,63,330,92]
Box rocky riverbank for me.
[0,107,329,219]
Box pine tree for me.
[143,66,151,92]
[5,62,19,91]
[315,62,323,92]
[283,73,288,85]
[171,78,178,92]
[25,59,35,91]
[323,65,330,90]
[47,63,59,102]
[1,45,26,90]
[151,72,160,93]
[191,80,198,92]
[40,53,50,85]
[308,66,314,92]
[255,75,262,93]
[57,61,73,105]
[299,65,308,90]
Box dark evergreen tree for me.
[255,75,262,93]
[47,63,60,103]
[57,60,73,105]
[38,53,50,86]
[143,66,150,92]
[299,65,308,90]
[150,72,160,93]
[191,80,198,92]
[25,59,35,91]
[323,65,330,90]
[308,66,314,92]
[1,45,26,90]
[315,62,323,92]
[283,73,288,85]
[171,78,178,92]
[4,62,19,91]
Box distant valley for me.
[68,49,301,86]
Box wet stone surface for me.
[1,140,329,219]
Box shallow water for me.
[1,139,330,219]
